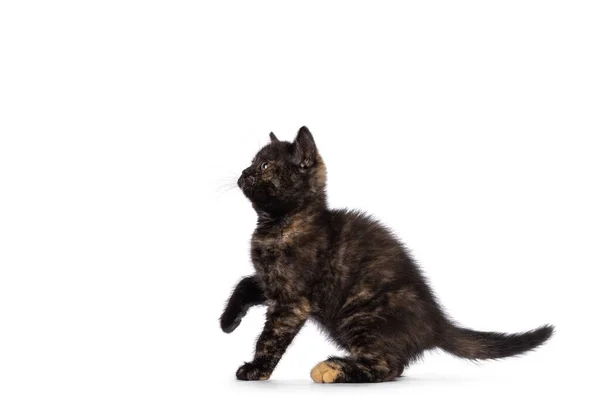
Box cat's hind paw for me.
[310,361,342,383]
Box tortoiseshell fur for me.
[221,127,553,383]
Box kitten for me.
[220,126,553,383]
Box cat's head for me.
[238,126,326,215]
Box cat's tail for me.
[438,323,554,360]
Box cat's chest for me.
[250,231,295,275]
[250,226,311,298]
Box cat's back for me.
[328,208,401,251]
[326,208,415,280]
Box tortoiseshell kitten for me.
[221,127,553,383]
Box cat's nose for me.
[238,169,255,189]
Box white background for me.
[1,1,598,416]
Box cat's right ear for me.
[291,126,317,167]
[269,132,280,142]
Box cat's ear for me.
[291,126,317,167]
[269,132,279,142]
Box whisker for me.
[215,177,238,185]
[216,182,239,193]
[215,173,240,193]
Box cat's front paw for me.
[220,310,243,334]
[236,362,271,381]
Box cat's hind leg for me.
[310,312,411,383]
[310,353,401,383]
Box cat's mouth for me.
[238,176,256,198]
[239,177,271,204]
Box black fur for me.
[221,126,554,383]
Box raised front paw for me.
[236,361,271,381]
[220,308,244,334]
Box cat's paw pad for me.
[310,361,342,383]
[236,362,271,381]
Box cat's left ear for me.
[291,126,317,167]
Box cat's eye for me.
[261,162,269,170]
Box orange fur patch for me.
[310,361,342,383]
